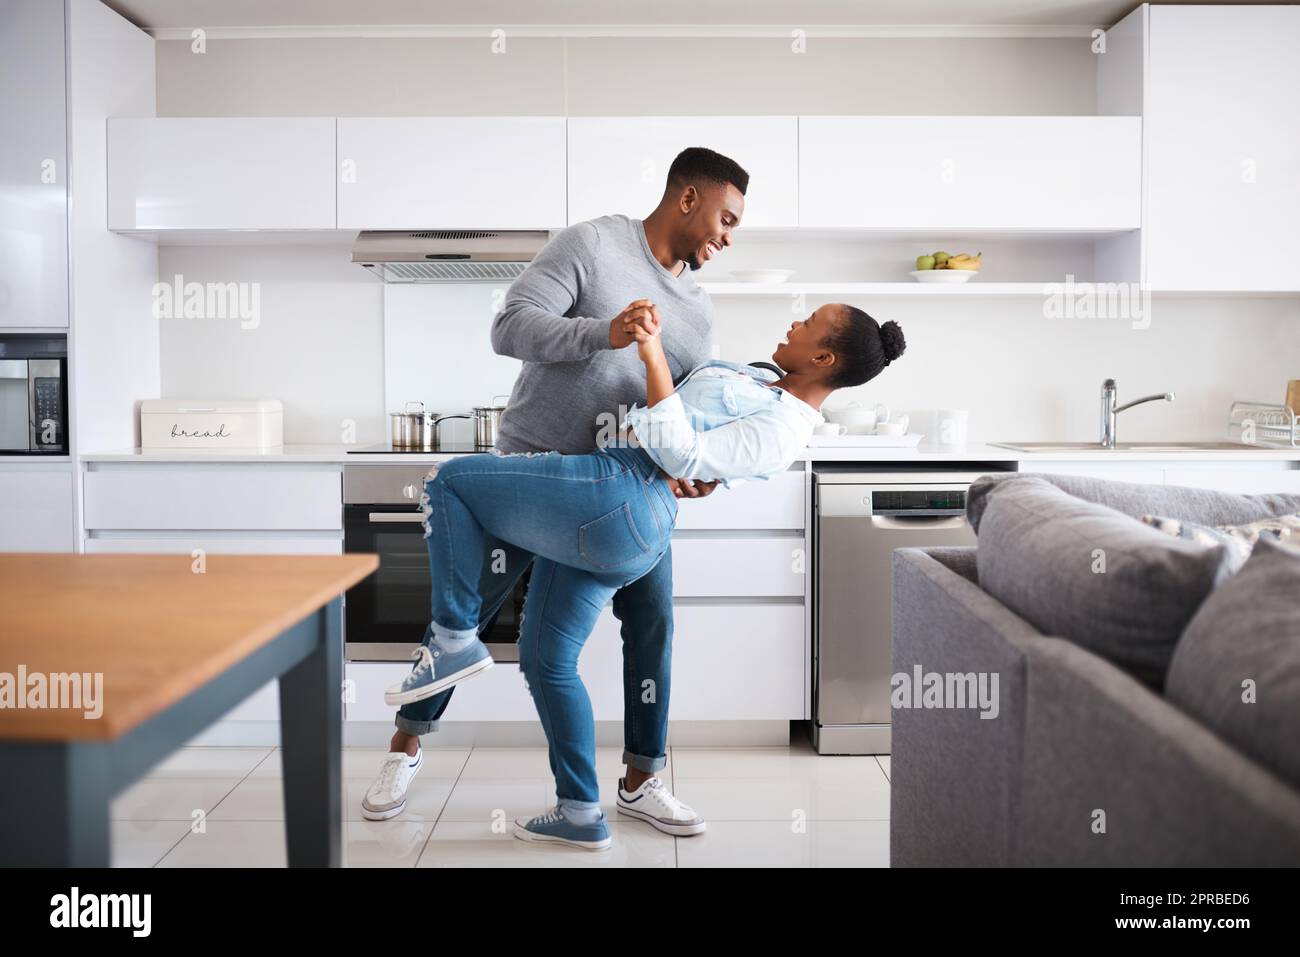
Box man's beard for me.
[685,254,702,271]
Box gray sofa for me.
[890,472,1300,867]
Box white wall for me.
[153,36,1097,117]
[148,32,1300,447]
[157,244,386,445]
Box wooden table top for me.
[0,553,378,742]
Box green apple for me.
[915,254,936,271]
[932,251,950,267]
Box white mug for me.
[932,409,970,448]
[814,422,847,436]
[875,416,909,436]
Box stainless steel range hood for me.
[351,229,548,283]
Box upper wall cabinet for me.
[1145,6,1300,291]
[798,116,1141,230]
[336,117,566,230]
[0,0,68,328]
[107,118,336,230]
[566,117,799,228]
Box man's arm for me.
[490,223,612,363]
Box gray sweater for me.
[491,214,715,455]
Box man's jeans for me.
[396,445,678,805]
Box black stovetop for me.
[346,442,488,455]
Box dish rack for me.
[1228,401,1300,447]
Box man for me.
[361,146,748,843]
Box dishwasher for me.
[812,469,993,755]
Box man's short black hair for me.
[666,147,749,196]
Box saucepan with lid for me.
[472,395,510,448]
[389,401,470,450]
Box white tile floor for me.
[112,738,891,868]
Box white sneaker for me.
[616,776,706,836]
[360,748,423,821]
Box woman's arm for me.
[633,305,676,408]
[623,306,810,484]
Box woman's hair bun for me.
[878,320,906,363]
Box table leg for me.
[278,597,343,867]
[0,741,110,866]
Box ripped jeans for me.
[418,444,678,805]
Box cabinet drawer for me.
[670,536,805,597]
[673,470,805,530]
[84,468,341,531]
[1162,467,1300,496]
[84,534,342,555]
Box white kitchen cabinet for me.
[0,0,67,329]
[336,117,566,230]
[1162,467,1300,496]
[673,469,804,530]
[1145,6,1300,291]
[671,536,805,598]
[84,535,342,554]
[83,466,341,531]
[107,117,337,230]
[567,116,799,228]
[347,602,804,723]
[798,116,1141,230]
[0,466,75,551]
[1015,462,1167,486]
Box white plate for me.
[730,269,796,283]
[807,433,925,448]
[909,269,979,283]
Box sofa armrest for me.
[1018,637,1300,866]
[890,547,1046,867]
[917,545,979,584]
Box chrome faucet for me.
[1101,378,1176,448]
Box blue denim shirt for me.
[620,360,823,486]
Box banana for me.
[947,252,981,271]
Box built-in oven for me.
[0,334,68,455]
[342,463,529,662]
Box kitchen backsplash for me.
[157,244,1300,447]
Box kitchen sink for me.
[991,441,1265,453]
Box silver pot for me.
[472,395,510,448]
[389,401,470,450]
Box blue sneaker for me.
[384,638,494,706]
[513,807,612,851]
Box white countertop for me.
[79,442,1300,465]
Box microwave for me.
[0,335,68,455]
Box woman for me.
[387,302,905,849]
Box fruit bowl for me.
[909,269,979,283]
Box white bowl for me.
[730,269,796,283]
[909,269,979,283]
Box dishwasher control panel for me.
[870,488,967,516]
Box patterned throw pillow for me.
[1140,511,1300,573]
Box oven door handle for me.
[368,512,425,523]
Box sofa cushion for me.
[1165,537,1300,790]
[968,472,1300,531]
[1140,511,1300,573]
[972,474,1234,689]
